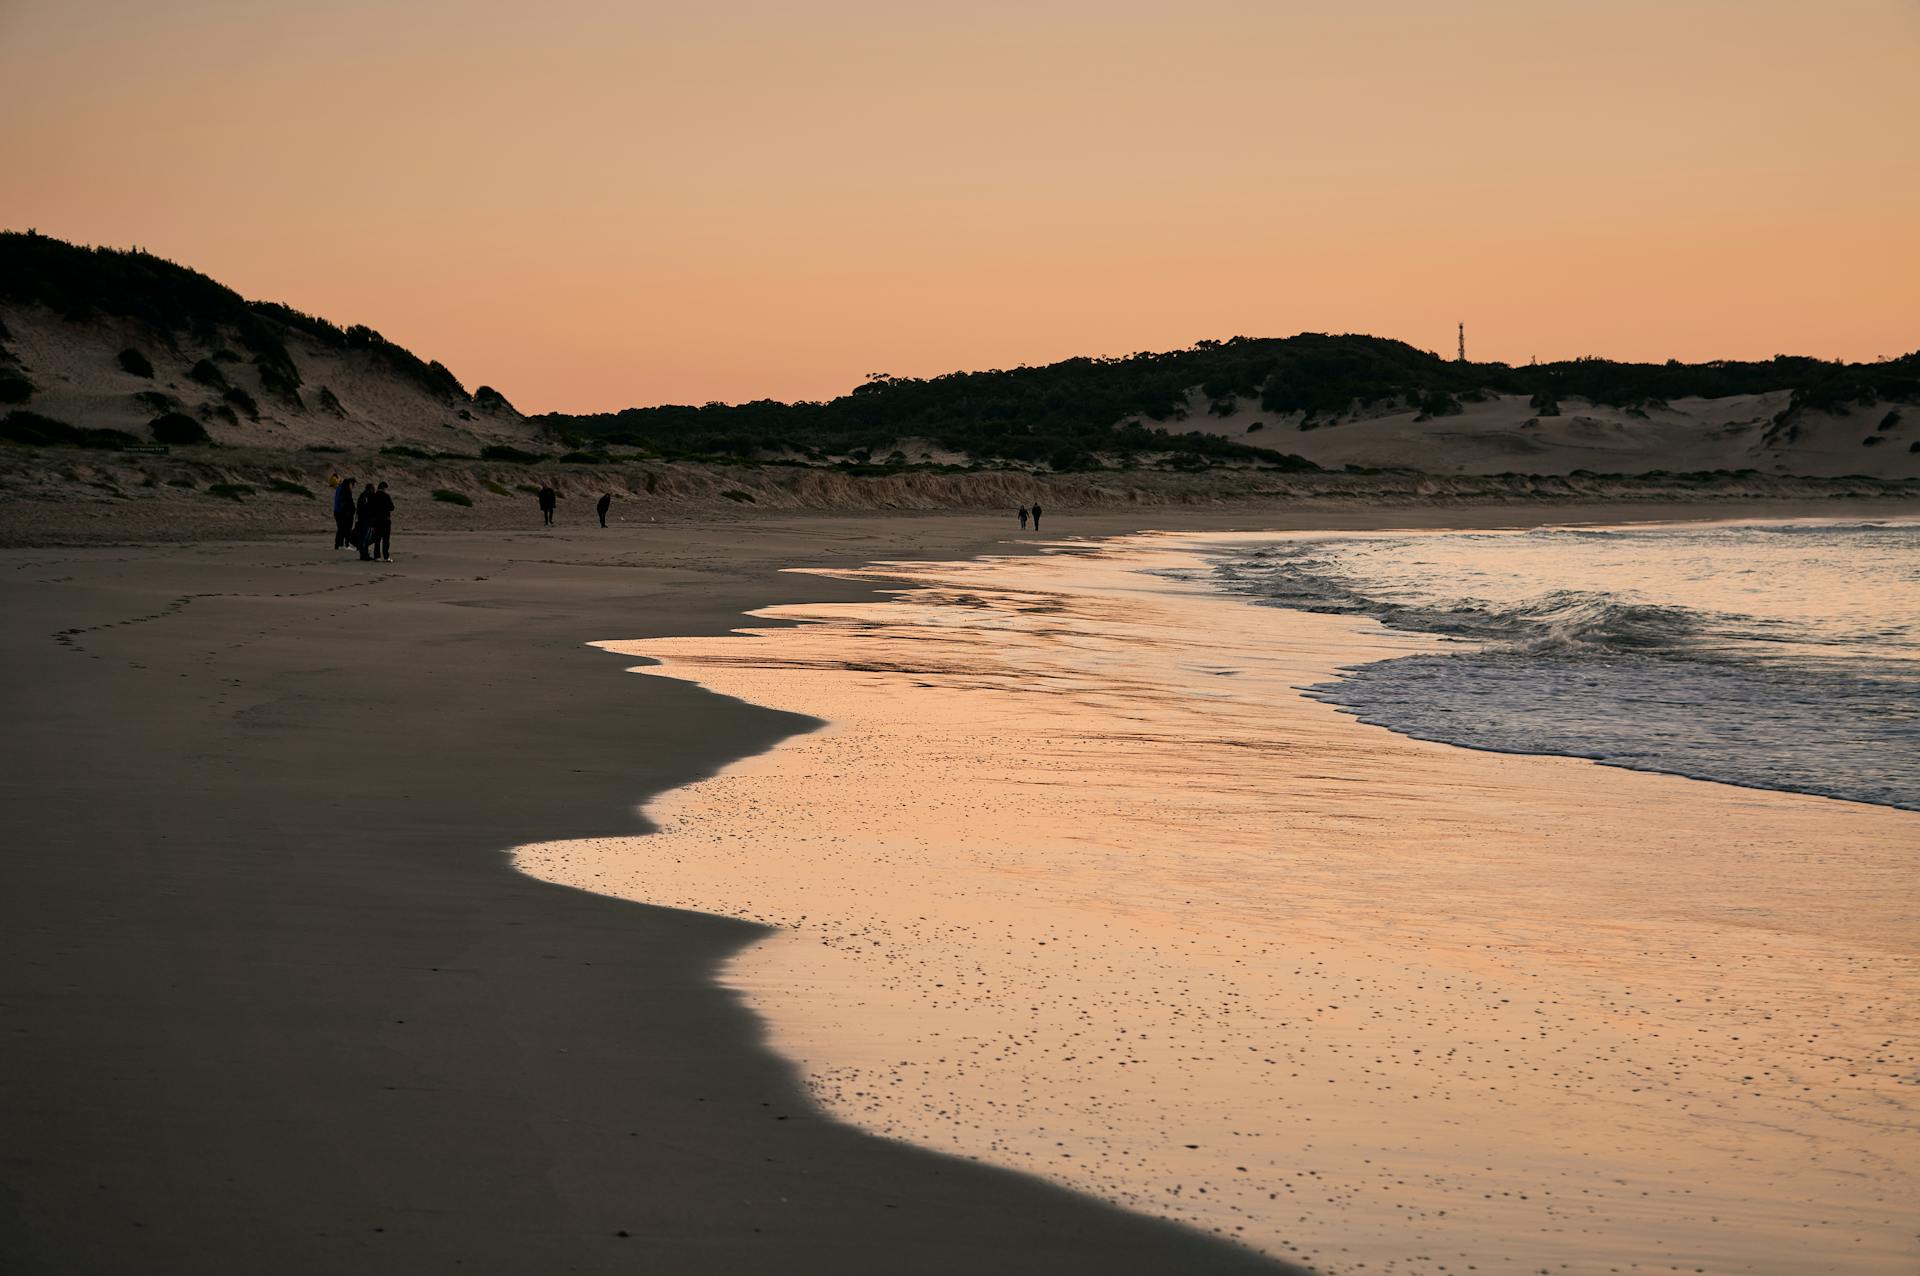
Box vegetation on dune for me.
[432,488,473,506]
[117,347,154,377]
[253,301,465,400]
[267,477,315,498]
[2,409,140,449]
[0,375,32,404]
[223,385,260,420]
[254,349,303,405]
[1767,356,1920,430]
[480,444,545,463]
[0,231,471,406]
[541,353,1320,473]
[539,335,1920,473]
[188,358,227,390]
[205,483,253,501]
[150,413,211,445]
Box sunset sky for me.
[3,0,1915,413]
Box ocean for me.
[1206,519,1920,810]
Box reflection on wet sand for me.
[517,535,1920,1275]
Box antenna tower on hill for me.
[1457,322,1466,363]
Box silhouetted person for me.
[1030,502,1042,531]
[538,484,557,526]
[353,484,374,555]
[1018,506,1028,529]
[596,492,612,527]
[332,477,356,549]
[366,482,394,561]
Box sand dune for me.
[0,302,532,452]
[1169,389,1920,480]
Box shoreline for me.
[519,521,1919,1273]
[4,502,1914,1273]
[0,512,1300,1275]
[1,463,1915,547]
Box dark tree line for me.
[541,335,1917,470]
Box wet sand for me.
[0,516,1292,1275]
[518,531,1920,1274]
[2,501,1913,1273]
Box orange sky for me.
[2,0,1915,413]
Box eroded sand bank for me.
[516,532,1919,1275]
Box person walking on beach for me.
[332,477,356,549]
[365,481,394,562]
[1018,506,1028,530]
[1030,502,1043,531]
[538,484,557,526]
[352,482,374,555]
[596,492,612,528]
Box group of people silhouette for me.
[328,475,1036,555]
[323,477,620,559]
[330,477,393,561]
[538,485,615,527]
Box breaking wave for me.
[1207,521,1920,810]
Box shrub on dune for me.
[150,412,211,445]
[432,488,473,507]
[118,348,154,377]
[2,409,138,449]
[481,444,544,463]
[223,386,260,420]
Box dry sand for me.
[2,500,1915,1273]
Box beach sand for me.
[3,501,1913,1273]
